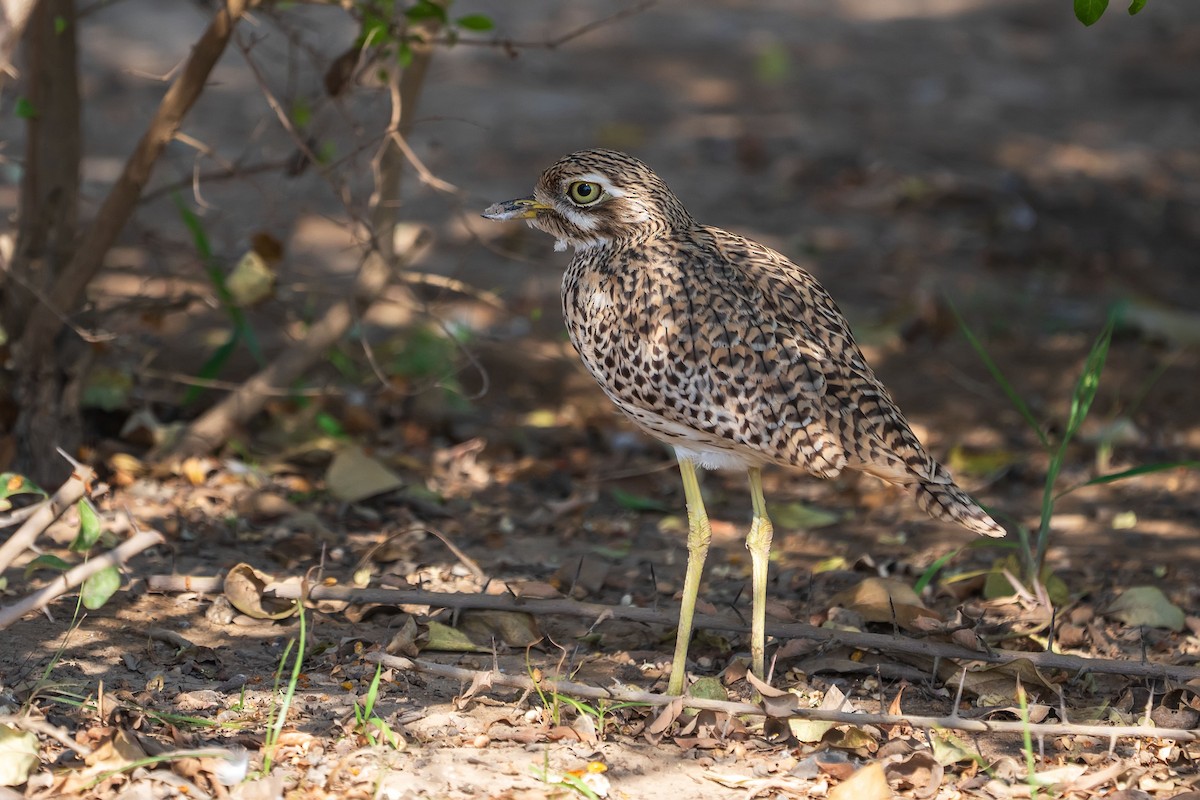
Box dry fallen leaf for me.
[0,724,38,787]
[226,249,277,307]
[58,728,147,795]
[1105,585,1185,631]
[789,683,851,744]
[830,576,942,631]
[223,563,298,620]
[829,762,891,800]
[424,620,490,653]
[885,750,945,798]
[385,615,427,657]
[326,446,404,503]
[457,610,542,648]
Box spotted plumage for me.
[485,149,1004,695]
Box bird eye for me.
[567,181,604,206]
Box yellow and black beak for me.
[481,196,550,221]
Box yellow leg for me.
[746,467,774,682]
[667,457,712,696]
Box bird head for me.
[482,149,693,251]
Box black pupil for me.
[576,183,594,199]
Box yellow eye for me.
[567,181,604,206]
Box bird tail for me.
[913,469,1005,538]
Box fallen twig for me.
[373,653,1200,742]
[0,460,96,575]
[0,529,164,630]
[0,714,93,757]
[144,577,1200,683]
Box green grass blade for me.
[1034,315,1116,577]
[173,195,266,379]
[183,332,240,405]
[173,195,213,260]
[913,548,961,595]
[1063,316,1115,442]
[946,297,1050,450]
[262,602,305,774]
[1056,460,1200,499]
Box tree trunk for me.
[4,0,81,487]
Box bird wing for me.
[700,226,941,486]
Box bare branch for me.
[0,0,39,86]
[0,461,95,574]
[0,529,164,630]
[143,579,1200,684]
[16,0,253,351]
[0,714,93,757]
[374,653,1200,742]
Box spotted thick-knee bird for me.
[484,148,1004,696]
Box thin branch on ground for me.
[0,714,93,757]
[142,578,1200,683]
[0,504,42,529]
[372,653,1200,742]
[0,460,96,574]
[0,529,164,630]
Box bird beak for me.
[481,196,549,221]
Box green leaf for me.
[1058,460,1200,498]
[610,487,671,513]
[754,41,790,85]
[768,500,840,529]
[317,140,337,165]
[687,676,728,702]
[405,1,447,23]
[0,473,46,502]
[24,553,71,578]
[173,195,213,259]
[1036,317,1115,565]
[455,13,494,31]
[1063,317,1114,442]
[53,15,67,34]
[1127,0,1147,13]
[397,41,414,68]
[290,98,312,129]
[315,411,347,438]
[173,194,266,395]
[14,97,36,119]
[913,548,961,595]
[82,565,121,610]
[358,10,392,48]
[72,499,103,552]
[1075,0,1109,25]
[81,366,134,411]
[186,334,240,406]
[946,298,1050,450]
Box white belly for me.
[672,444,754,472]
